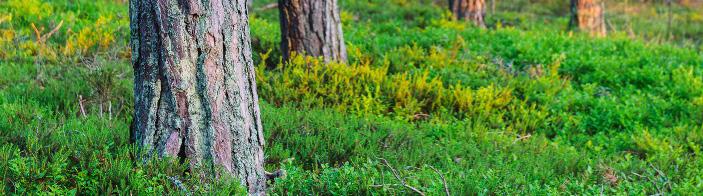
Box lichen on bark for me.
[569,0,607,37]
[449,0,486,28]
[129,0,266,194]
[278,0,347,63]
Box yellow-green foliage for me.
[63,15,117,56]
[7,0,54,22]
[259,53,510,120]
[0,0,128,61]
[254,24,576,134]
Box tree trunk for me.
[569,0,607,37]
[278,0,347,63]
[129,0,265,194]
[677,0,691,6]
[449,0,486,28]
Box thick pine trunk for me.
[449,0,486,28]
[570,0,607,37]
[129,0,265,194]
[278,0,347,63]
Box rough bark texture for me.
[278,0,347,63]
[449,0,486,28]
[569,0,607,37]
[129,0,265,194]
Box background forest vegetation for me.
[1,0,703,194]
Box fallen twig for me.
[108,101,112,120]
[413,113,430,121]
[78,95,87,118]
[114,99,125,119]
[428,165,450,196]
[31,23,42,43]
[257,3,278,11]
[30,20,64,44]
[379,158,425,196]
[512,133,532,144]
[370,184,401,188]
[649,163,672,192]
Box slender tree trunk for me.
[569,0,607,37]
[666,0,673,39]
[278,0,347,63]
[449,0,486,28]
[129,0,265,194]
[678,0,691,6]
[491,0,496,15]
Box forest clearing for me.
[1,0,703,194]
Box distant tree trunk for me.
[666,0,673,39]
[569,0,607,37]
[278,0,347,63]
[449,0,486,28]
[491,0,496,15]
[129,0,265,194]
[678,0,691,6]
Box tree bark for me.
[129,0,265,194]
[278,0,347,63]
[569,0,607,37]
[449,0,486,28]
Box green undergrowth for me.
[2,61,699,194]
[2,0,703,194]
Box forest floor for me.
[1,0,703,194]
